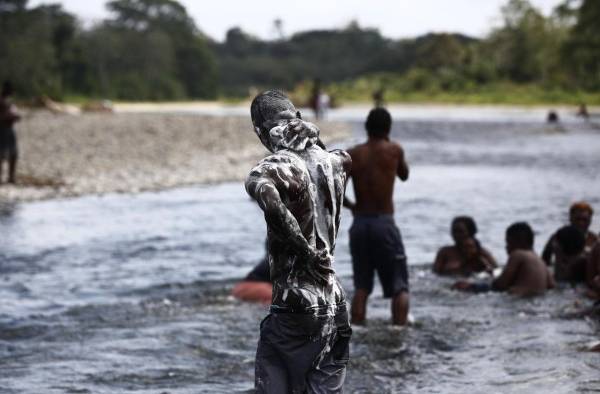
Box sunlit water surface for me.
[1,111,600,393]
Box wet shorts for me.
[0,128,17,160]
[255,303,351,393]
[349,214,408,298]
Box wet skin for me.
[586,242,600,300]
[246,107,352,310]
[344,135,409,325]
[454,236,555,296]
[542,210,598,265]
[433,221,497,276]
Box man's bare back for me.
[493,249,554,296]
[347,139,408,214]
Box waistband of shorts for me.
[353,213,395,222]
[270,302,347,315]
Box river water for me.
[1,108,600,393]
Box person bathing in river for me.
[231,257,272,304]
[454,222,554,297]
[587,241,600,300]
[343,107,410,326]
[246,90,352,393]
[542,202,597,267]
[433,216,497,276]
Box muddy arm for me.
[246,174,333,285]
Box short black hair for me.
[452,216,478,237]
[506,222,534,249]
[365,107,391,138]
[250,90,294,133]
[555,225,585,256]
[2,81,13,97]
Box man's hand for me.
[300,246,335,286]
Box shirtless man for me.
[454,222,555,296]
[246,91,352,393]
[542,202,597,266]
[343,107,410,325]
[0,81,20,184]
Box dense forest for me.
[0,0,599,103]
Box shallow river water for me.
[1,109,600,393]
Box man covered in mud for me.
[343,107,410,325]
[454,222,555,296]
[246,90,352,393]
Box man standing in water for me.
[246,91,352,393]
[344,107,410,325]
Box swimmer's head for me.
[569,201,593,232]
[365,107,391,139]
[505,222,534,253]
[555,225,585,257]
[250,90,319,152]
[451,216,477,244]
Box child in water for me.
[454,222,554,297]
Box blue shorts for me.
[349,214,408,298]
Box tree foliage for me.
[0,0,598,101]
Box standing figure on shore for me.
[0,81,20,184]
[433,216,497,276]
[343,107,411,325]
[246,90,352,393]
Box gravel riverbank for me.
[0,112,351,202]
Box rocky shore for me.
[0,112,351,202]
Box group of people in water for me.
[240,91,599,392]
[234,103,600,324]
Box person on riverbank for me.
[542,202,597,267]
[0,81,20,184]
[247,90,352,393]
[454,222,554,297]
[343,107,410,326]
[433,216,497,276]
[231,255,272,304]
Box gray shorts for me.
[349,214,408,297]
[0,128,18,160]
[255,303,351,393]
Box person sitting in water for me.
[433,216,497,276]
[231,241,273,304]
[542,202,598,266]
[453,222,555,297]
[587,240,600,300]
[552,225,588,283]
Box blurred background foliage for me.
[0,0,599,103]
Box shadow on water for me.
[0,115,599,393]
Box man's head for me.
[451,216,477,244]
[555,225,585,257]
[569,201,593,233]
[365,107,391,139]
[2,81,14,98]
[250,90,318,152]
[505,222,534,253]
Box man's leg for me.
[8,151,17,184]
[0,158,4,183]
[392,291,409,326]
[351,288,369,324]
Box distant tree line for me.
[0,0,598,101]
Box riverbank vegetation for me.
[0,0,598,105]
